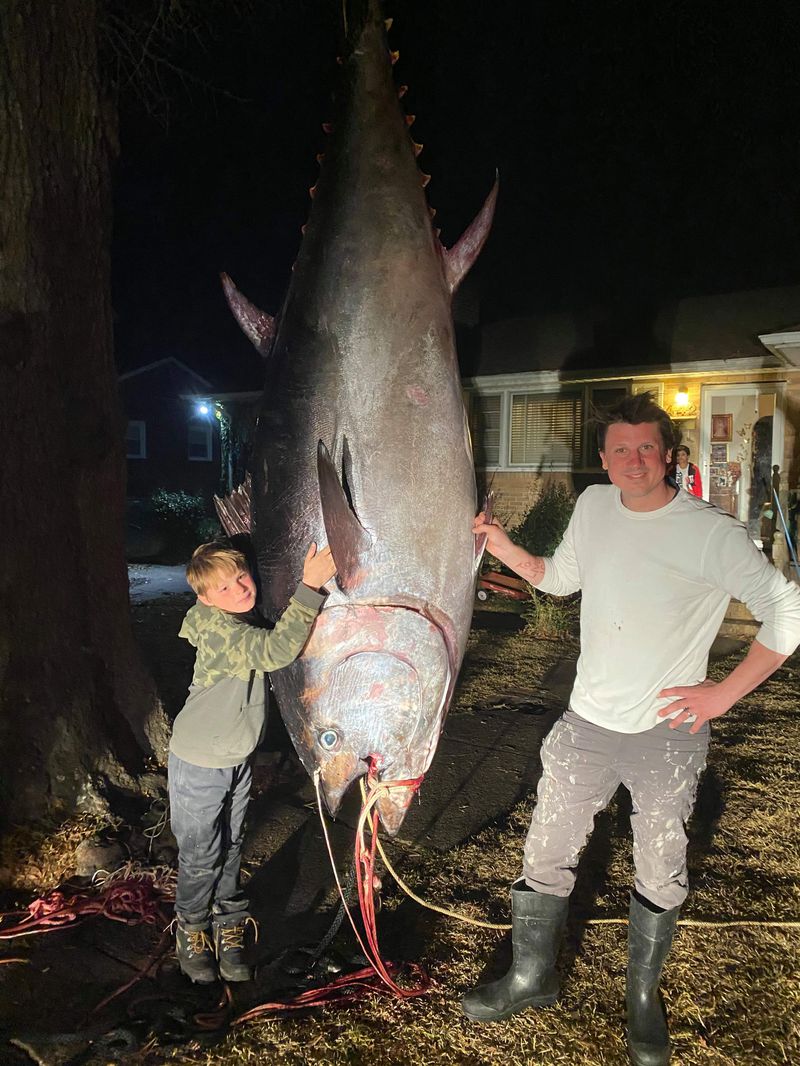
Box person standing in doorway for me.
[673,445,703,497]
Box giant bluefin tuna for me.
[222,0,496,833]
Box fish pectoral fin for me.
[441,173,499,294]
[317,440,372,592]
[220,272,276,356]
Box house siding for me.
[468,366,800,534]
[120,363,221,501]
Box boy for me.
[169,539,336,984]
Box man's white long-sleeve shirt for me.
[536,485,800,733]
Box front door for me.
[699,383,784,534]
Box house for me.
[462,285,800,565]
[195,284,800,568]
[119,357,224,501]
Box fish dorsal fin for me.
[220,272,276,356]
[442,175,499,295]
[317,440,372,592]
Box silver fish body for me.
[225,1,496,833]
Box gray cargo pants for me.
[168,752,252,925]
[523,708,709,911]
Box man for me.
[463,393,800,1066]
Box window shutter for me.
[509,393,582,466]
[471,394,502,466]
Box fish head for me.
[273,604,452,835]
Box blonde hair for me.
[186,542,248,596]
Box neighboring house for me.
[119,358,223,500]
[463,285,800,556]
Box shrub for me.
[146,490,220,561]
[522,590,580,640]
[511,481,579,639]
[509,480,576,558]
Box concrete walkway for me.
[128,564,191,602]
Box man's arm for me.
[658,639,789,733]
[473,509,581,596]
[659,516,800,733]
[472,513,545,584]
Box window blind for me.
[509,392,582,466]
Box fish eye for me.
[318,729,341,752]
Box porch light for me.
[675,386,689,409]
[196,402,210,416]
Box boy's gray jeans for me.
[168,752,252,925]
[523,709,709,911]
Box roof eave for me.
[758,331,800,368]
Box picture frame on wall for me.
[711,414,733,442]
[710,443,728,463]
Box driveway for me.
[128,564,192,602]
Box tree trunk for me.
[0,0,170,826]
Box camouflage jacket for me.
[169,582,324,768]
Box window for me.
[585,385,628,467]
[188,419,212,461]
[468,380,632,470]
[126,420,146,459]
[471,393,502,466]
[509,392,582,467]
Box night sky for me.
[111,0,800,387]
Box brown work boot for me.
[213,916,258,982]
[174,919,217,984]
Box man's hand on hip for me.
[657,680,732,733]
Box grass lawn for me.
[167,624,800,1066]
[2,605,798,1065]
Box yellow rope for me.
[350,777,800,932]
[374,836,800,932]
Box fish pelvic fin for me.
[220,272,276,356]
[442,174,499,295]
[317,440,372,592]
[214,474,253,536]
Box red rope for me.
[0,879,172,939]
[230,962,430,1026]
[2,772,430,1031]
[352,759,429,999]
[219,758,430,1031]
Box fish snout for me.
[374,784,419,836]
[315,749,361,816]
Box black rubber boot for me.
[213,916,257,982]
[461,882,569,1022]
[174,919,217,984]
[626,893,680,1066]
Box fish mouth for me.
[317,766,422,838]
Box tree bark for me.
[0,0,169,826]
